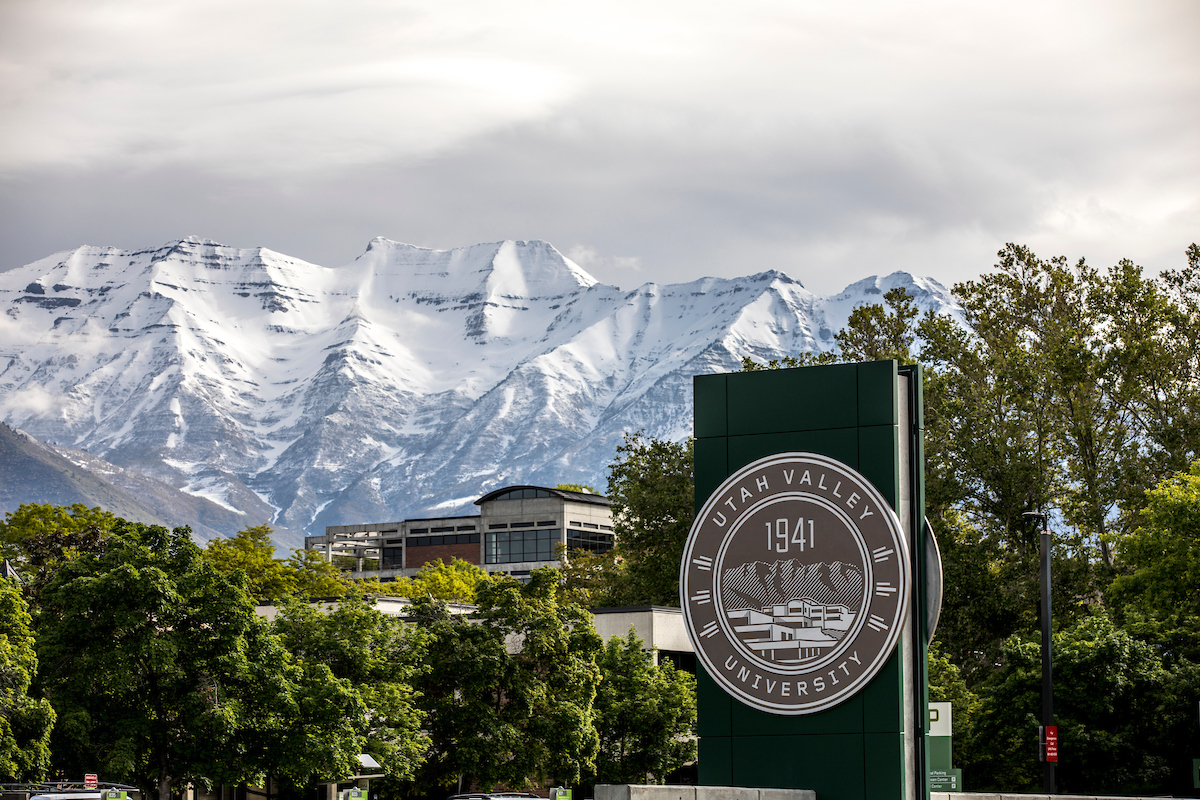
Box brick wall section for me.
[409,543,481,568]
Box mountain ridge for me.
[1,237,960,546]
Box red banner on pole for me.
[1045,726,1058,762]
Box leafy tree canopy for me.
[0,577,54,780]
[557,544,626,609]
[1109,459,1200,618]
[273,594,427,781]
[964,614,1175,795]
[286,545,354,599]
[202,524,297,604]
[0,503,116,597]
[410,569,602,794]
[588,629,696,785]
[35,518,365,800]
[603,432,694,607]
[391,557,488,604]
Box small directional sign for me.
[927,769,962,792]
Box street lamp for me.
[1023,511,1056,793]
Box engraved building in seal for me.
[681,451,911,715]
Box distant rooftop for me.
[475,485,611,507]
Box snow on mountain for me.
[0,237,961,546]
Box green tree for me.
[588,630,696,785]
[0,504,116,598]
[1109,459,1200,618]
[1095,248,1200,523]
[556,544,626,608]
[964,614,1171,795]
[835,287,919,364]
[286,546,352,599]
[914,247,1121,676]
[926,640,979,733]
[273,595,426,781]
[407,591,515,795]
[605,432,694,607]
[0,577,55,780]
[203,524,297,604]
[1107,459,1200,663]
[739,353,832,371]
[410,569,602,794]
[393,557,487,604]
[35,519,365,799]
[946,247,1134,566]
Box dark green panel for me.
[860,649,904,733]
[857,425,900,509]
[727,363,858,436]
[694,374,728,439]
[696,664,732,738]
[698,737,733,786]
[863,732,906,799]
[731,689,863,736]
[695,438,730,515]
[856,360,899,428]
[729,429,859,474]
[731,734,865,800]
[926,736,953,771]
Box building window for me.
[409,533,481,547]
[382,547,404,568]
[485,529,560,564]
[567,529,614,554]
[492,488,555,501]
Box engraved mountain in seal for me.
[721,559,865,664]
[722,559,865,611]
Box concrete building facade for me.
[305,485,614,581]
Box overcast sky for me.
[1,0,1196,295]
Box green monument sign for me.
[687,361,930,800]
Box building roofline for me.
[590,605,683,614]
[475,485,611,506]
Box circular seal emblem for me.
[681,452,911,715]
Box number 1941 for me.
[767,518,815,553]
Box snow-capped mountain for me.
[0,237,959,546]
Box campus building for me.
[304,485,614,581]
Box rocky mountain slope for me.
[0,423,245,541]
[1,237,959,546]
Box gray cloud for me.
[1,0,1197,295]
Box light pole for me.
[1023,511,1055,793]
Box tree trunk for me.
[158,762,173,800]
